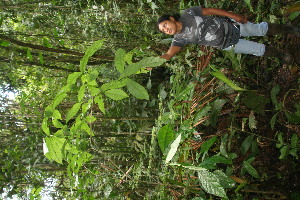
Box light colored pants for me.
[223,22,268,56]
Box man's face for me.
[158,17,178,35]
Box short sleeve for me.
[183,6,202,16]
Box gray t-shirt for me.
[171,6,239,49]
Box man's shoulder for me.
[182,6,202,16]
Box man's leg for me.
[223,39,292,62]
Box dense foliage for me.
[1,0,299,199]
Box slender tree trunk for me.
[0,34,113,60]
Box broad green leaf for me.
[291,133,299,149]
[0,40,10,47]
[279,145,288,159]
[52,119,64,128]
[88,86,100,96]
[78,85,86,101]
[67,72,82,86]
[166,133,181,163]
[244,0,254,12]
[157,124,175,154]
[26,48,33,61]
[126,79,149,100]
[43,37,52,48]
[210,99,227,127]
[241,92,270,114]
[200,136,217,154]
[87,69,99,84]
[121,57,166,78]
[70,117,82,133]
[241,135,254,155]
[86,115,96,123]
[210,66,245,91]
[104,89,129,100]
[271,85,281,110]
[53,93,67,108]
[42,118,50,135]
[101,78,129,91]
[66,103,81,122]
[175,83,194,101]
[213,170,236,188]
[53,109,62,120]
[198,170,227,198]
[80,40,104,72]
[200,155,232,169]
[81,122,94,136]
[94,95,105,113]
[114,48,126,73]
[39,53,44,65]
[44,105,54,118]
[243,160,259,178]
[271,112,278,130]
[44,136,66,164]
[193,105,212,125]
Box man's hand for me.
[232,13,248,24]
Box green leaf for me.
[87,69,99,83]
[42,118,50,135]
[67,72,82,86]
[43,37,52,48]
[81,122,94,136]
[270,113,278,130]
[101,78,129,91]
[279,145,289,159]
[78,85,86,101]
[88,86,100,96]
[241,92,270,114]
[198,169,227,198]
[121,57,166,78]
[114,48,126,73]
[94,95,105,113]
[104,89,129,100]
[166,133,181,163]
[44,105,54,118]
[80,40,104,72]
[210,99,227,127]
[200,136,217,154]
[200,155,232,169]
[26,48,33,61]
[291,133,299,149]
[157,124,175,154]
[86,115,96,123]
[210,66,245,91]
[52,109,62,120]
[39,53,44,65]
[243,160,259,178]
[213,170,236,189]
[66,103,81,122]
[0,40,10,47]
[241,135,254,155]
[175,83,194,101]
[244,0,254,12]
[271,85,282,110]
[44,136,66,164]
[126,79,149,100]
[53,92,67,108]
[52,119,64,128]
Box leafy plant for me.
[276,133,299,159]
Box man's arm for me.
[160,46,182,60]
[201,8,248,24]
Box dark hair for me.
[156,13,180,26]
